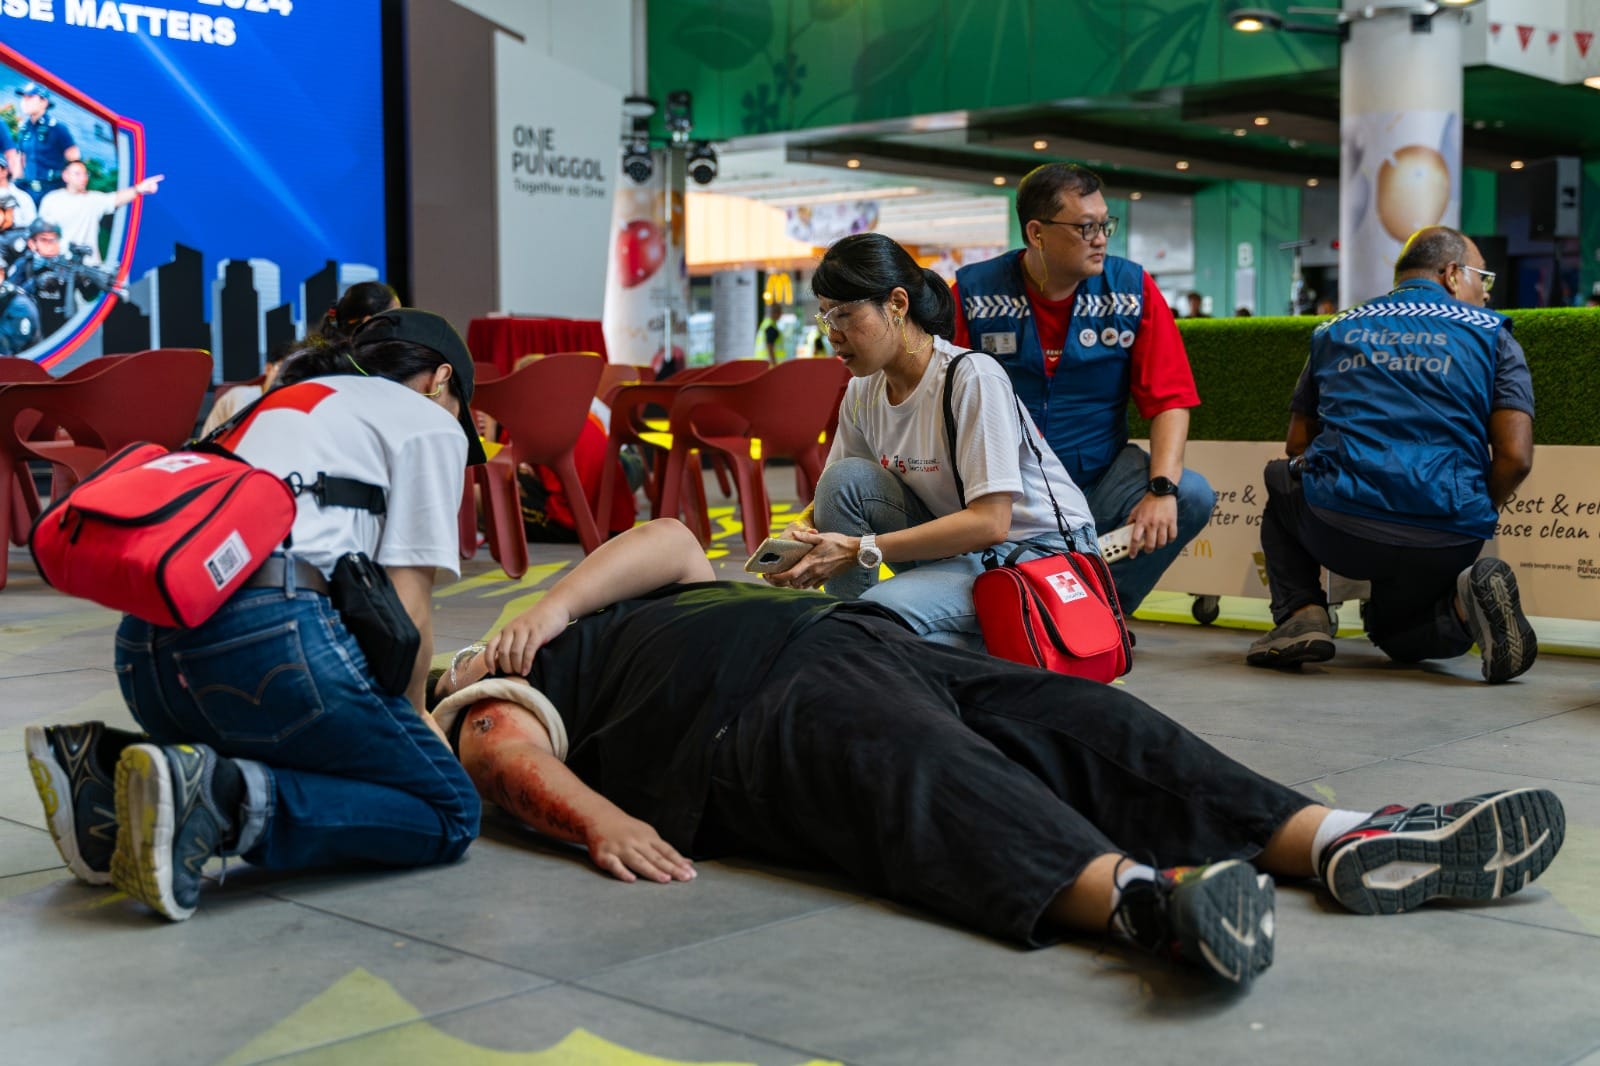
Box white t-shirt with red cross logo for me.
[827,337,1092,539]
[218,375,467,579]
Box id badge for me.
[981,332,1018,355]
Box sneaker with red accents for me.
[1112,860,1276,988]
[1319,788,1564,915]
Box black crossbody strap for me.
[940,349,1072,542]
[942,351,970,507]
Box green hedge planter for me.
[1145,309,1600,446]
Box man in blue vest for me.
[953,164,1214,613]
[1247,226,1537,683]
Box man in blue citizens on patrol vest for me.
[952,163,1214,614]
[1247,226,1537,684]
[9,83,80,205]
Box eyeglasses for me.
[1038,217,1119,242]
[1458,263,1496,295]
[815,297,876,335]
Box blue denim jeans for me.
[114,583,480,871]
[814,457,1098,651]
[1082,443,1216,613]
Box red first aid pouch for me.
[972,543,1132,683]
[29,443,297,628]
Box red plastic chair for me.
[597,362,655,405]
[664,358,850,554]
[7,348,213,488]
[468,353,606,576]
[0,361,53,551]
[597,360,770,537]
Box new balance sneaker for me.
[1113,861,1276,988]
[25,721,141,885]
[1246,608,1335,669]
[110,743,239,922]
[1457,558,1537,683]
[1319,788,1564,916]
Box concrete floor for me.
[4,474,1600,1066]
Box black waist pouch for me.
[329,552,419,696]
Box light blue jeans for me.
[814,457,1099,651]
[1082,443,1216,613]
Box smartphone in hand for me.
[1098,525,1134,564]
[744,537,814,574]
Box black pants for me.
[1259,460,1480,662]
[700,613,1313,947]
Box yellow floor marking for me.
[1311,783,1337,805]
[434,563,570,600]
[221,968,840,1066]
[1539,823,1600,935]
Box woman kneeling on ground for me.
[28,309,487,921]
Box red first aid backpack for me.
[29,442,298,628]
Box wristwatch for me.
[857,533,883,570]
[1147,476,1178,497]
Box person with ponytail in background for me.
[317,280,401,340]
[764,232,1097,650]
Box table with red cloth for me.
[466,317,609,377]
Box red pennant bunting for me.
[1490,22,1502,39]
[1517,24,1535,50]
[1548,30,1561,49]
[1577,31,1593,58]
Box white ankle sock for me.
[1310,809,1372,875]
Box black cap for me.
[355,309,487,465]
[28,218,62,237]
[17,82,51,101]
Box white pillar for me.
[1339,4,1468,306]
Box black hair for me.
[317,281,400,340]
[275,331,467,410]
[1016,163,1103,230]
[1394,227,1467,278]
[811,232,955,340]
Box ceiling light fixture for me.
[1586,75,1600,90]
[1253,116,1270,127]
[1509,160,1525,169]
[1233,128,1248,137]
[1306,177,1320,187]
[845,158,861,169]
[1130,191,1144,201]
[992,176,1007,185]
[1175,160,1191,171]
[1032,139,1049,150]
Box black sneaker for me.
[25,721,141,885]
[1457,558,1537,683]
[1113,860,1276,988]
[110,743,238,922]
[1319,788,1565,915]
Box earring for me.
[425,382,446,398]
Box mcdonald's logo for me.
[764,272,794,305]
[1191,539,1213,559]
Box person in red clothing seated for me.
[516,395,641,542]
[951,163,1214,613]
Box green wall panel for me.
[1460,167,1497,236]
[648,0,1342,142]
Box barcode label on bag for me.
[1046,570,1088,604]
[205,532,251,590]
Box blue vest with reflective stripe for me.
[955,251,1144,487]
[1301,280,1506,539]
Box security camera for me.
[622,138,654,184]
[664,89,693,144]
[686,141,718,186]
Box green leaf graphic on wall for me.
[811,0,856,20]
[851,12,941,122]
[670,4,774,72]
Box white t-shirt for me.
[221,375,468,578]
[1,183,37,227]
[827,336,1092,540]
[38,189,117,264]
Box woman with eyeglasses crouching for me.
[763,232,1097,650]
